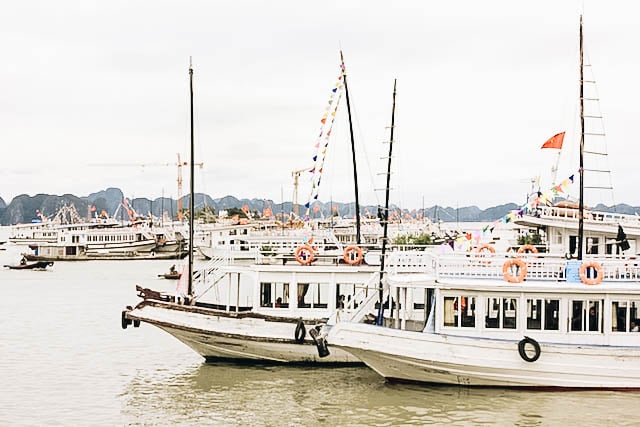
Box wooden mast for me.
[187,58,195,298]
[377,79,397,326]
[578,15,585,261]
[340,51,361,244]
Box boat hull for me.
[328,323,640,388]
[126,302,360,364]
[24,251,187,261]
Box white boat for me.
[124,256,388,363]
[326,250,640,388]
[22,225,177,261]
[325,16,640,389]
[122,58,426,364]
[8,204,120,245]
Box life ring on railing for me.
[294,320,306,343]
[294,245,315,265]
[579,261,604,285]
[476,244,496,254]
[476,244,495,264]
[503,259,527,283]
[343,245,364,265]
[517,244,539,256]
[518,336,541,362]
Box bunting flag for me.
[481,172,576,233]
[541,132,565,149]
[303,69,344,219]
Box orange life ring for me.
[579,261,603,285]
[502,258,527,283]
[517,244,539,256]
[476,244,495,264]
[476,244,496,254]
[294,245,315,265]
[343,245,364,265]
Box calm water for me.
[1,226,639,426]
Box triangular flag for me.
[541,132,565,149]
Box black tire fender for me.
[294,320,306,343]
[518,336,541,362]
[121,310,130,330]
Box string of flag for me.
[303,72,344,219]
[482,173,575,233]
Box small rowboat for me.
[4,260,54,270]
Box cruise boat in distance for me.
[22,225,185,261]
[8,204,120,245]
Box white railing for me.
[432,252,640,283]
[535,205,640,228]
[193,254,230,298]
[381,249,640,283]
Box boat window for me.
[485,297,517,329]
[261,283,290,308]
[274,282,289,308]
[297,283,329,309]
[570,299,602,332]
[586,238,599,255]
[502,298,517,329]
[260,282,272,307]
[443,296,475,328]
[526,298,560,331]
[611,300,640,332]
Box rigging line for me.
[583,48,616,210]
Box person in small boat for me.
[169,264,176,274]
[20,256,27,266]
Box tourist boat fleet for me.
[6,15,639,389]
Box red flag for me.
[541,132,565,149]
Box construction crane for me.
[175,153,204,218]
[292,167,312,217]
[90,154,203,219]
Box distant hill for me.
[1,188,640,225]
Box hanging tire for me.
[309,327,331,358]
[294,320,306,343]
[121,310,131,330]
[518,336,541,362]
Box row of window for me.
[443,295,640,333]
[260,282,362,309]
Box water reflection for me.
[122,362,640,426]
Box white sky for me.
[2,1,639,210]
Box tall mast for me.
[340,51,361,244]
[578,15,585,260]
[187,58,195,297]
[377,79,396,326]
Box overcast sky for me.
[2,1,639,210]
